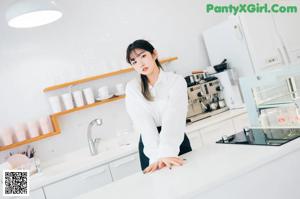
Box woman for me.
[125,39,192,174]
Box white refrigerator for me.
[203,15,255,78]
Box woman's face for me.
[129,48,158,76]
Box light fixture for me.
[6,0,63,28]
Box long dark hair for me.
[126,39,163,101]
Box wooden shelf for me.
[0,116,61,151]
[43,56,178,92]
[0,131,60,151]
[52,95,125,117]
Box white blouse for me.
[125,69,188,164]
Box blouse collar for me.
[148,69,166,89]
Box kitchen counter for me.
[25,108,246,190]
[74,137,300,199]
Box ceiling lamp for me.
[6,0,63,28]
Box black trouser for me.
[138,126,192,170]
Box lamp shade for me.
[6,0,63,28]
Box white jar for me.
[39,116,53,134]
[83,88,95,104]
[48,96,63,113]
[61,93,74,110]
[72,90,85,107]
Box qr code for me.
[2,170,29,196]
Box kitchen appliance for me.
[214,69,244,109]
[192,73,202,84]
[213,59,228,72]
[218,99,226,108]
[217,127,300,146]
[186,76,229,123]
[184,75,195,87]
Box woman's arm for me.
[125,82,160,164]
[158,76,188,158]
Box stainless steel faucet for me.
[87,118,102,156]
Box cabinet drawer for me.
[232,113,250,133]
[44,164,112,199]
[109,153,140,181]
[200,119,235,145]
[187,131,202,149]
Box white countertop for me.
[74,137,300,199]
[27,108,246,190]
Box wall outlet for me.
[264,55,282,67]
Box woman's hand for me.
[143,157,185,174]
[159,157,185,169]
[143,162,161,174]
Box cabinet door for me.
[27,188,45,199]
[271,0,300,64]
[187,131,202,149]
[232,113,250,133]
[200,119,235,145]
[109,153,140,181]
[239,14,285,72]
[44,164,112,199]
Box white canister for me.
[98,86,109,99]
[72,90,85,107]
[115,83,125,95]
[218,99,226,108]
[27,121,41,138]
[39,116,53,134]
[83,88,95,104]
[13,123,28,142]
[210,102,218,110]
[61,93,74,110]
[0,127,14,146]
[48,96,63,113]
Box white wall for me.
[0,0,228,162]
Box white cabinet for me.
[109,153,140,181]
[239,14,285,72]
[199,119,235,145]
[203,7,300,78]
[195,112,249,146]
[232,113,250,133]
[44,164,112,199]
[187,131,202,149]
[271,0,300,64]
[24,188,45,199]
[239,1,300,73]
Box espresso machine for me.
[185,74,229,123]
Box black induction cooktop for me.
[216,128,300,146]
